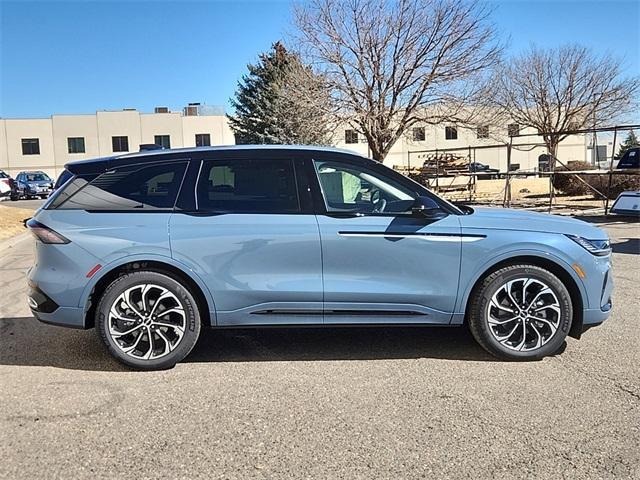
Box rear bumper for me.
[27,280,88,329]
[32,306,86,329]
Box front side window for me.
[22,138,40,155]
[197,158,299,213]
[57,162,187,210]
[112,136,129,152]
[314,160,415,214]
[68,137,86,153]
[154,135,171,149]
[195,133,211,147]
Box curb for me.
[0,231,31,255]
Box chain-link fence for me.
[399,124,639,215]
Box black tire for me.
[96,270,202,370]
[10,194,18,201]
[468,264,572,360]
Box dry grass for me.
[0,204,35,242]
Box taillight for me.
[26,219,70,244]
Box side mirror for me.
[412,196,445,219]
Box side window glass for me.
[58,162,187,210]
[314,160,416,214]
[197,158,300,213]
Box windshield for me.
[0,171,8,178]
[25,173,51,182]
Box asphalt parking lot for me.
[1,216,638,479]
[0,198,45,210]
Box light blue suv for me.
[26,146,613,369]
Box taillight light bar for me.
[26,219,70,244]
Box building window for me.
[345,129,358,144]
[112,136,129,152]
[195,133,211,147]
[477,126,489,139]
[154,135,171,149]
[412,127,426,142]
[67,137,85,154]
[445,126,458,140]
[508,123,520,137]
[21,138,40,155]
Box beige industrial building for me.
[1,104,599,180]
[0,105,235,178]
[334,124,599,172]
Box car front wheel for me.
[96,270,202,370]
[468,264,572,360]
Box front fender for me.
[451,243,588,324]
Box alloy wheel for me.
[486,277,561,352]
[108,283,186,360]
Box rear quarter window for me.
[53,161,187,211]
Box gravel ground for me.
[0,216,638,479]
[0,205,35,241]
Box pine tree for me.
[228,42,333,145]
[614,130,639,160]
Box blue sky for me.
[1,0,638,118]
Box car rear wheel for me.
[468,264,572,360]
[96,270,201,370]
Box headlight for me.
[566,235,611,256]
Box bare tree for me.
[293,0,501,161]
[278,58,338,145]
[490,45,640,165]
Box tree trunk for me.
[368,140,385,162]
[546,137,559,170]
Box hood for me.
[460,207,607,239]
[25,179,53,187]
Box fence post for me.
[604,127,618,215]
[468,145,472,202]
[504,139,512,207]
[435,148,439,192]
[548,157,555,214]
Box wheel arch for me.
[463,255,585,339]
[84,259,214,329]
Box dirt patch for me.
[0,205,34,241]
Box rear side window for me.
[197,158,299,213]
[55,162,187,210]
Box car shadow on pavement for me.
[611,238,640,255]
[0,317,499,371]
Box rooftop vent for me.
[184,105,199,116]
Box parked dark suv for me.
[12,171,54,200]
